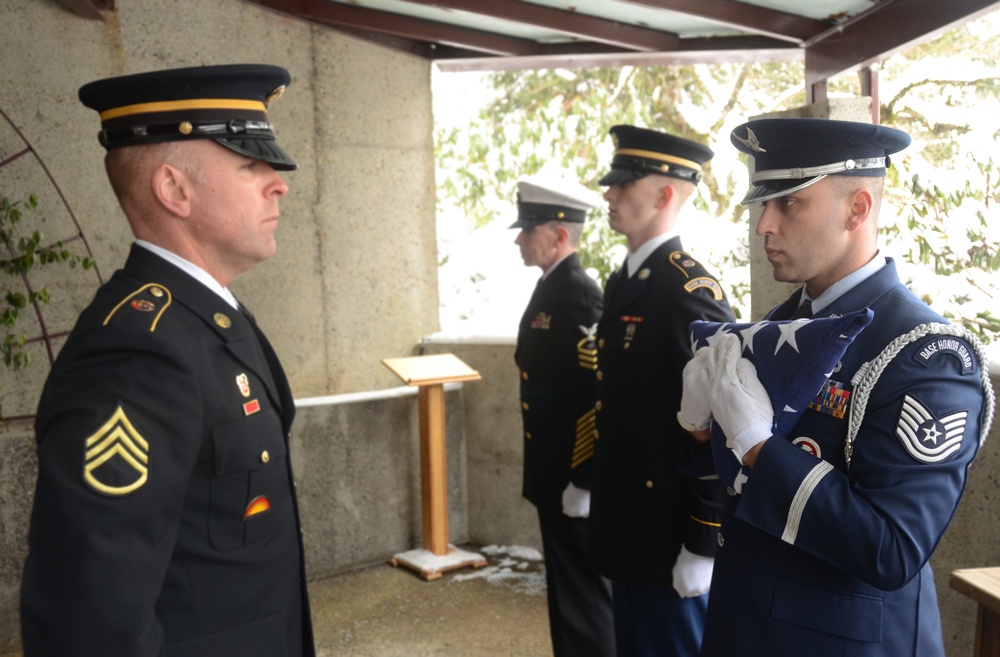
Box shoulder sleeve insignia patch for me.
[896,393,967,463]
[912,335,976,374]
[83,405,150,496]
[103,283,172,332]
[684,276,724,300]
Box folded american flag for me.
[687,308,874,491]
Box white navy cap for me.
[510,178,602,229]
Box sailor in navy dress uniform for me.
[512,178,615,657]
[587,125,734,657]
[687,118,994,657]
[20,65,315,657]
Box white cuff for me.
[731,423,772,462]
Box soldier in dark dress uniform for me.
[512,178,616,657]
[687,118,994,657]
[19,64,316,657]
[587,125,734,657]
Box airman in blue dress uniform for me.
[684,118,994,657]
[20,64,315,657]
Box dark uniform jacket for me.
[589,236,734,587]
[20,244,315,657]
[515,253,603,508]
[701,259,992,657]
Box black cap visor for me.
[215,136,297,171]
[598,167,649,186]
[740,175,827,205]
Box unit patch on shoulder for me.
[83,405,150,496]
[684,277,723,300]
[669,251,700,277]
[103,283,172,332]
[896,393,967,463]
[912,336,976,374]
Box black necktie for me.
[791,299,813,319]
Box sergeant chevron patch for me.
[896,394,967,463]
[83,405,149,496]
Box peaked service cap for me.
[598,124,713,186]
[78,63,297,171]
[730,118,911,205]
[510,178,602,229]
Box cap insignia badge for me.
[734,127,766,153]
[265,85,286,106]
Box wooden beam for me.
[859,65,880,124]
[805,0,1000,93]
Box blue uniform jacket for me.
[701,259,991,657]
[21,245,314,657]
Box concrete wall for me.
[0,0,439,420]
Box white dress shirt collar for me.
[134,240,240,309]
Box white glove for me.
[678,346,717,432]
[710,334,773,462]
[672,546,715,598]
[562,482,590,518]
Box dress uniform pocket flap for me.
[212,410,286,476]
[771,578,883,643]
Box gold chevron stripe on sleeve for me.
[83,405,150,496]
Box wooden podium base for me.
[388,545,487,582]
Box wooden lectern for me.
[382,353,486,581]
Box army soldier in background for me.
[588,125,734,657]
[512,178,616,657]
[20,64,315,656]
[686,118,994,657]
